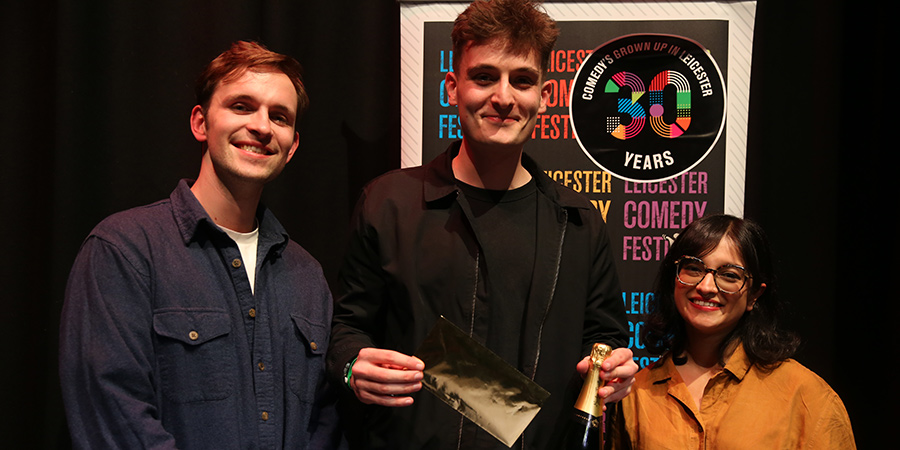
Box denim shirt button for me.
[261,411,269,421]
[310,341,318,351]
[248,308,256,318]
[188,330,199,341]
[231,258,242,268]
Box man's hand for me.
[349,348,424,407]
[575,347,638,410]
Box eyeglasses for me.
[674,256,751,294]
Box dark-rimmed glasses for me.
[674,256,751,294]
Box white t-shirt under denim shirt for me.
[220,224,259,294]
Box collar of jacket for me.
[422,141,593,212]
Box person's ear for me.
[285,131,300,164]
[445,71,459,106]
[538,79,552,114]
[747,282,767,311]
[190,105,208,143]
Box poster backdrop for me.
[400,1,757,367]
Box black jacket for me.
[327,142,627,449]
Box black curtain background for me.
[1,1,892,448]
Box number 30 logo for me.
[606,70,692,140]
[571,34,725,182]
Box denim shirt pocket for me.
[153,310,235,403]
[286,313,327,403]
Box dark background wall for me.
[1,1,892,448]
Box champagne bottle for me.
[563,343,612,449]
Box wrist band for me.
[343,356,358,388]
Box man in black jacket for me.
[327,1,637,448]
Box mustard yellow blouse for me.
[615,344,855,449]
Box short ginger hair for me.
[451,0,559,73]
[195,41,309,122]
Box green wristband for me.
[343,356,358,388]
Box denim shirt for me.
[60,180,342,449]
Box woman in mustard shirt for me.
[615,214,855,449]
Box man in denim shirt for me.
[59,41,342,449]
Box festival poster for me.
[401,1,757,367]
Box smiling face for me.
[445,38,550,155]
[190,69,299,188]
[674,237,766,341]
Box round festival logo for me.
[570,34,726,182]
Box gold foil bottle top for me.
[574,343,613,418]
[591,343,613,367]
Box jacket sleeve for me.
[59,236,179,450]
[326,189,388,388]
[581,211,629,354]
